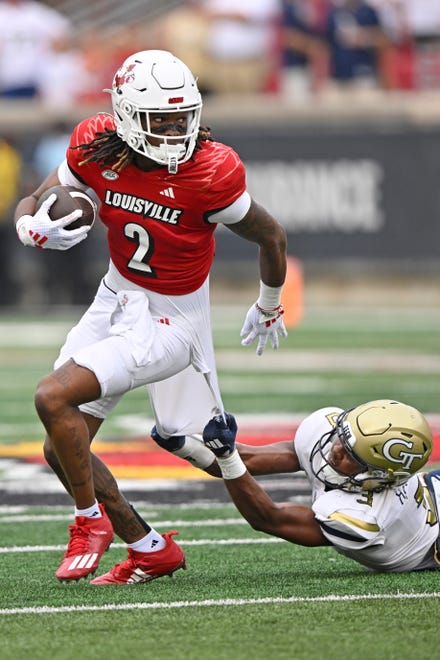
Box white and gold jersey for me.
[294,407,439,572]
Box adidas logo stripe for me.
[206,439,224,449]
[127,568,154,584]
[67,553,98,570]
[159,187,175,198]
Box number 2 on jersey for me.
[124,222,156,277]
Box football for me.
[36,185,97,230]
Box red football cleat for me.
[56,504,114,581]
[90,531,186,585]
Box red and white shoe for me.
[56,504,114,582]
[90,531,186,585]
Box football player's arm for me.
[202,413,329,546]
[226,199,288,355]
[150,435,299,480]
[237,440,301,475]
[225,470,329,546]
[202,414,327,545]
[14,166,89,250]
[226,199,287,288]
[14,167,61,220]
[15,153,86,221]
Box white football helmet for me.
[311,400,432,492]
[107,50,202,173]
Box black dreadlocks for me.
[73,126,214,173]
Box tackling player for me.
[202,400,440,572]
[14,50,287,584]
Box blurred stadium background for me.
[1,0,440,427]
[2,0,440,310]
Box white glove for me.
[240,302,288,356]
[16,193,90,250]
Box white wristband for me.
[257,280,283,311]
[218,450,247,480]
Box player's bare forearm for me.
[225,471,328,546]
[227,200,287,286]
[236,440,300,475]
[202,441,299,479]
[14,168,61,221]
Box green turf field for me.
[0,302,439,659]
[1,502,439,660]
[0,302,439,443]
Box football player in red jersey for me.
[14,50,287,584]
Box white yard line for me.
[0,516,248,526]
[0,537,281,553]
[0,592,439,616]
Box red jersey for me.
[66,114,247,295]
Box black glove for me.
[202,413,237,458]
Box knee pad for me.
[150,427,216,470]
[151,426,185,452]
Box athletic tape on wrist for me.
[218,450,247,480]
[173,435,216,469]
[257,280,283,311]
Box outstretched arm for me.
[203,415,329,547]
[236,440,300,475]
[225,470,329,546]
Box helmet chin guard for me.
[107,50,202,173]
[311,400,433,493]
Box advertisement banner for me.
[213,125,440,261]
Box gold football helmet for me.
[311,400,433,492]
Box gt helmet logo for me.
[381,438,425,469]
[311,400,433,493]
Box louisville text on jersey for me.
[104,190,183,225]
